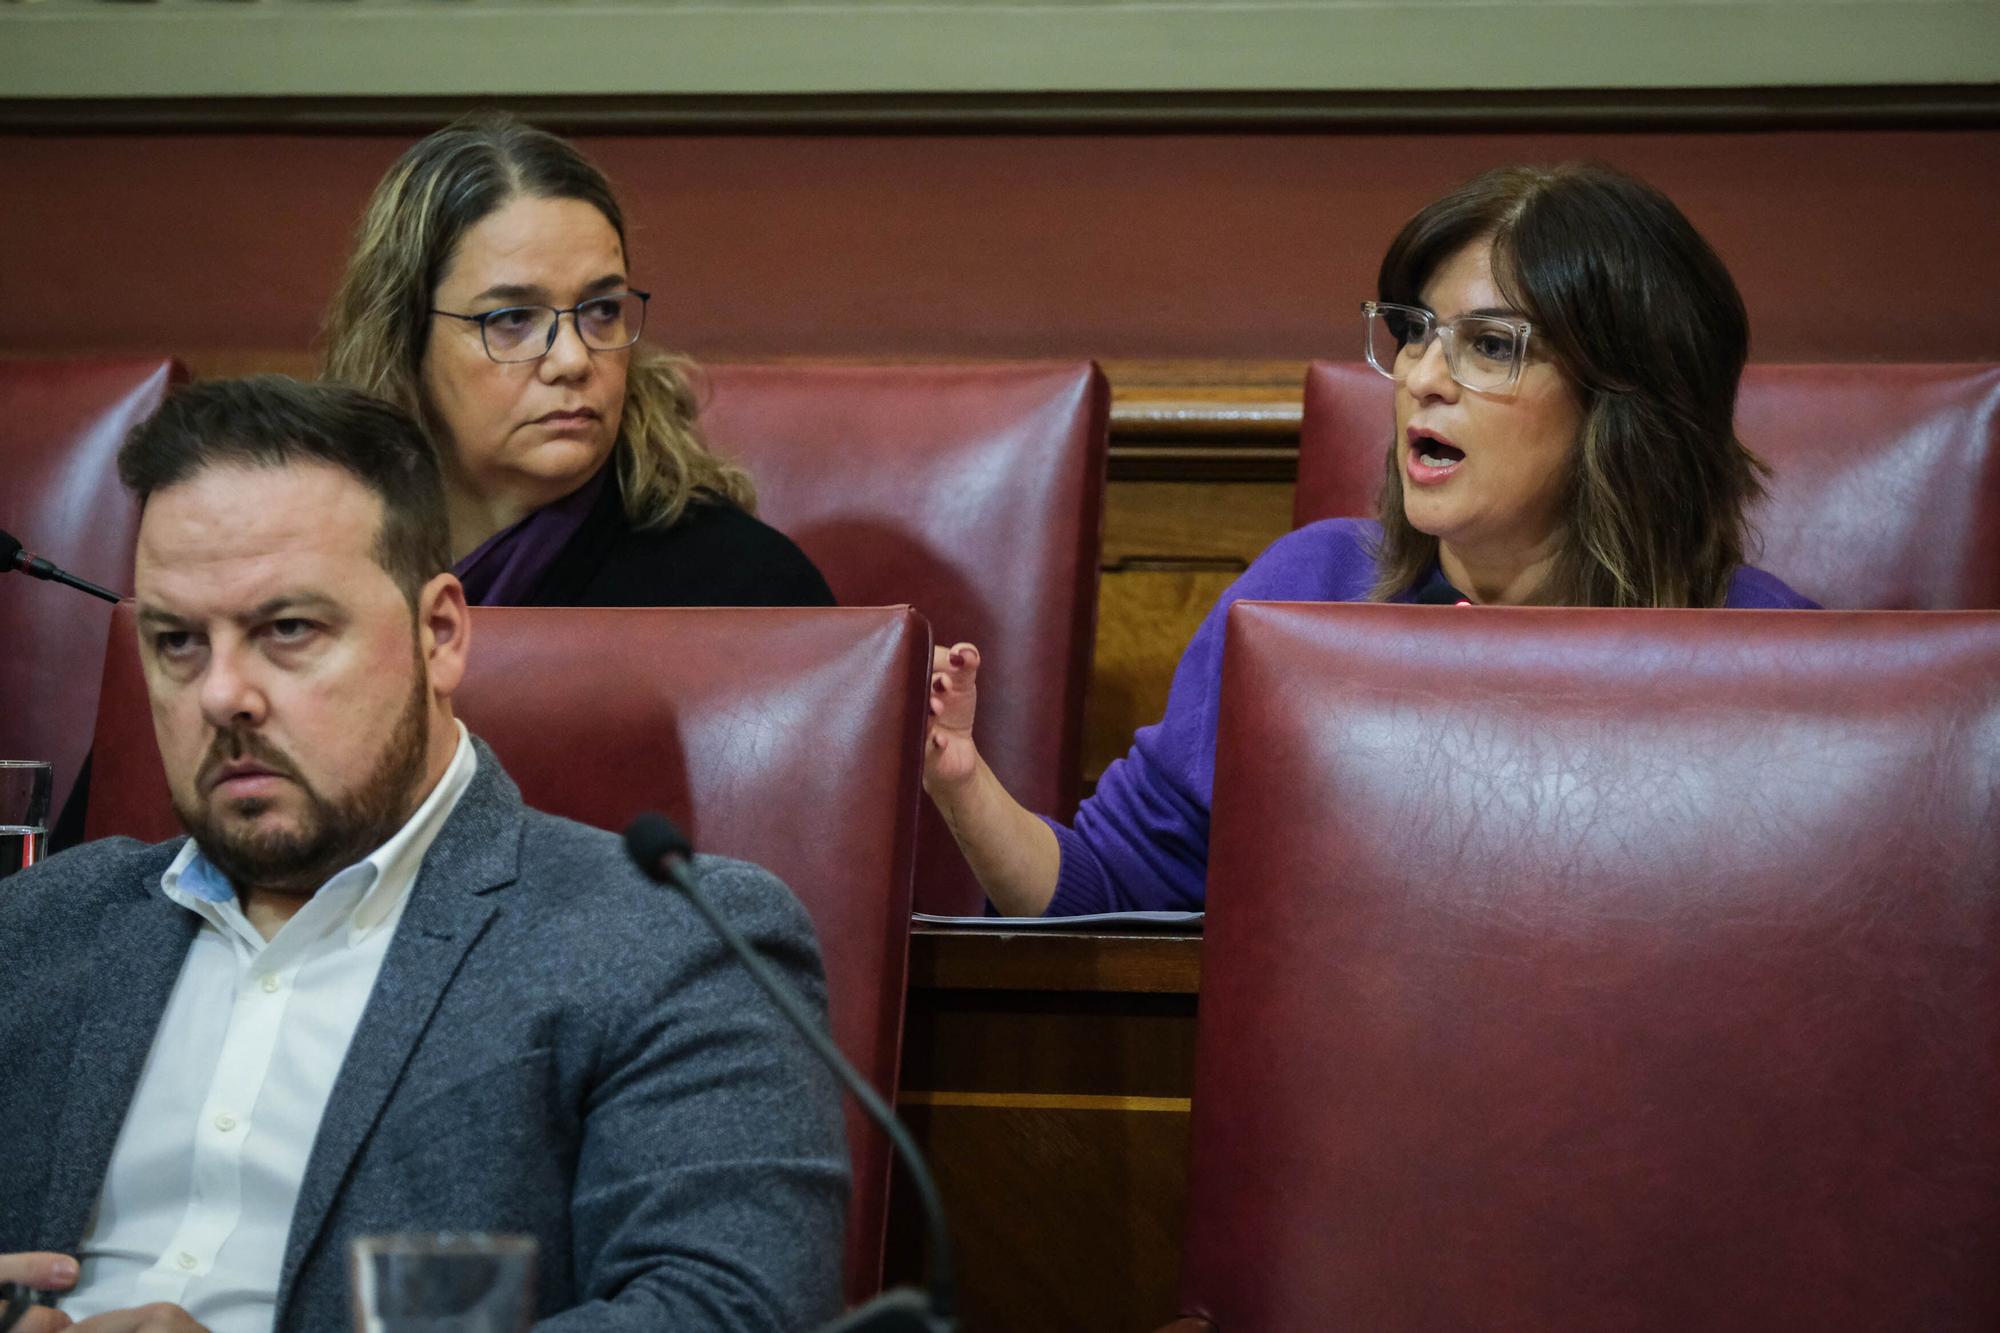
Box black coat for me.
[526,475,834,609]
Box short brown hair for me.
[322,111,753,529]
[1371,163,1768,608]
[119,375,450,604]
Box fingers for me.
[922,643,986,789]
[70,1304,205,1332]
[0,1253,79,1291]
[928,645,981,735]
[15,1308,75,1333]
[930,642,980,678]
[930,642,977,728]
[929,644,980,704]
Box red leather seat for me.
[699,362,1109,914]
[1177,601,2000,1330]
[1290,361,1389,528]
[0,357,184,810]
[87,603,930,1304]
[1292,360,2000,609]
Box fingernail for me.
[932,677,946,693]
[50,1256,78,1284]
[949,652,965,667]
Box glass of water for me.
[0,761,52,880]
[350,1234,537,1333]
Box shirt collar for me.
[1392,562,1470,606]
[160,721,478,951]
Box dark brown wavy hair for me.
[1370,163,1768,607]
[322,112,753,530]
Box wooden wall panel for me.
[2,128,1996,364]
[889,930,1202,1333]
[888,1103,1190,1332]
[1088,480,1295,781]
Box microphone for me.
[623,815,957,1333]
[1,528,121,603]
[1,1283,49,1333]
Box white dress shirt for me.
[63,724,477,1333]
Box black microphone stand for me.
[624,815,957,1333]
[0,1282,56,1333]
[1,528,121,604]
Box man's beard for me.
[174,671,431,897]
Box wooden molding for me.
[909,927,1204,995]
[5,86,1999,135]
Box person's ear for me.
[417,572,471,701]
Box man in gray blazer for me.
[0,378,847,1332]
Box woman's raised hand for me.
[923,642,982,792]
[919,640,1062,914]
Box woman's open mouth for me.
[1405,429,1465,485]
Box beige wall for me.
[3,1,1997,99]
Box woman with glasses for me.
[48,114,831,855]
[322,114,832,608]
[926,162,1817,917]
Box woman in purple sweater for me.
[927,163,1817,916]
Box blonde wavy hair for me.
[321,112,753,528]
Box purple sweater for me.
[1043,518,1819,916]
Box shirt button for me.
[214,1112,239,1132]
[176,1252,197,1270]
[260,974,281,993]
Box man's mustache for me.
[196,728,306,794]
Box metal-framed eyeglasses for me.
[1362,300,1535,394]
[431,290,651,364]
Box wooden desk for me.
[885,927,1202,1332]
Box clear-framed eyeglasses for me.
[1362,300,1534,393]
[431,290,651,364]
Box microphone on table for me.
[623,814,957,1333]
[0,528,121,603]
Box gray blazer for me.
[0,738,848,1330]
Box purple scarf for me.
[452,464,613,607]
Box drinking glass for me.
[0,761,52,880]
[350,1235,536,1333]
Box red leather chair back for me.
[1291,360,1391,527]
[0,357,184,810]
[1292,360,2000,609]
[87,603,930,1303]
[698,362,1109,914]
[1182,601,2000,1330]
